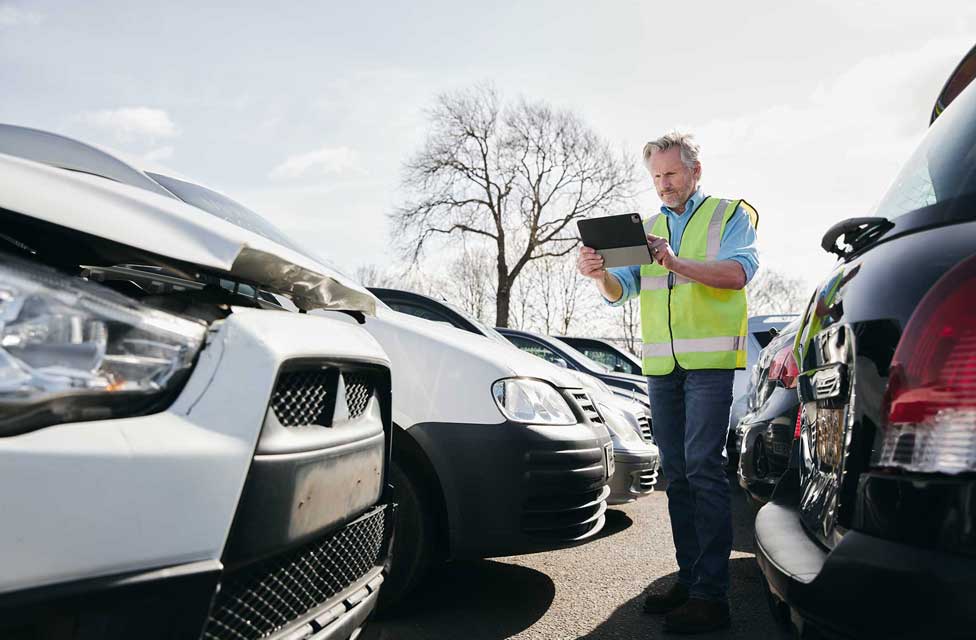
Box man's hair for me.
[642,131,700,169]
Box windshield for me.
[874,80,976,220]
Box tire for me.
[378,459,434,611]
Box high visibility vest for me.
[639,197,758,376]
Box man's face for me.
[647,147,701,212]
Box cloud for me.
[142,146,175,163]
[269,146,362,180]
[0,4,42,27]
[76,107,179,144]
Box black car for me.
[495,327,650,410]
[755,45,976,639]
[558,336,643,376]
[735,320,800,506]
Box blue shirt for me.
[606,188,759,306]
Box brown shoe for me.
[663,597,731,634]
[642,583,689,614]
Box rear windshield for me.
[874,80,976,220]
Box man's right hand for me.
[578,246,607,280]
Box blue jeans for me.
[648,368,734,601]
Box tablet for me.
[577,213,653,268]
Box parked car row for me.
[0,125,628,638]
[368,287,661,506]
[747,43,976,639]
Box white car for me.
[0,126,395,640]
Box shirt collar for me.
[661,187,705,218]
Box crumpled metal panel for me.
[231,247,375,314]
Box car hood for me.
[371,307,585,388]
[0,153,375,314]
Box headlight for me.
[0,256,206,434]
[597,401,646,446]
[491,378,576,425]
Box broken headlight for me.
[0,256,206,434]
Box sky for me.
[1,0,974,288]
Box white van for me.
[0,127,395,640]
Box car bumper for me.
[0,309,396,640]
[608,447,660,505]
[409,419,613,558]
[755,502,976,639]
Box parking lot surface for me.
[364,477,790,639]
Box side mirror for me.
[768,327,780,338]
[932,42,976,124]
[553,357,569,369]
[613,363,627,373]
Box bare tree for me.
[618,298,641,356]
[517,255,598,335]
[748,268,809,315]
[393,85,635,326]
[442,246,496,324]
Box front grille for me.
[271,370,335,427]
[571,391,604,424]
[637,415,653,442]
[342,372,373,419]
[271,368,376,427]
[522,485,610,541]
[203,505,390,640]
[638,468,658,491]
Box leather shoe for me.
[642,583,689,614]
[663,597,730,634]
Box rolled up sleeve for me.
[605,265,641,306]
[716,205,760,285]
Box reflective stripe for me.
[642,335,746,359]
[643,214,661,235]
[642,343,673,358]
[705,199,732,260]
[641,274,693,290]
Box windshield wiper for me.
[821,217,893,258]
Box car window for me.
[548,337,612,373]
[387,301,456,326]
[577,345,641,374]
[874,80,976,220]
[506,335,569,366]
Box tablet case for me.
[577,213,653,268]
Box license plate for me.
[604,443,615,478]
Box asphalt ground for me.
[363,476,791,640]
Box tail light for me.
[794,407,803,439]
[768,344,799,389]
[875,255,976,474]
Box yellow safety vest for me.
[639,197,758,376]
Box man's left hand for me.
[648,234,677,270]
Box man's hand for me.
[578,246,607,280]
[647,234,677,270]
[578,246,624,302]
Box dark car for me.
[735,320,801,506]
[755,45,976,639]
[557,336,643,376]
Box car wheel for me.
[378,459,433,611]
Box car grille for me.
[522,485,610,541]
[342,372,372,419]
[202,505,390,640]
[637,468,658,491]
[637,415,653,442]
[571,391,604,424]
[271,369,375,427]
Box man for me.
[577,131,758,634]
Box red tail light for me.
[768,344,799,389]
[876,254,976,474]
[794,407,803,439]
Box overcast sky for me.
[1,1,973,287]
